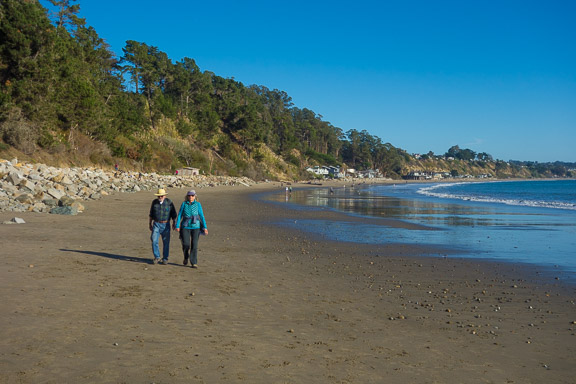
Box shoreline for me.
[276,181,576,284]
[1,183,575,383]
[258,182,576,288]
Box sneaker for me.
[153,258,160,264]
[160,259,168,265]
[191,264,198,269]
[183,257,189,266]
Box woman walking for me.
[175,190,208,268]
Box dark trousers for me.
[180,228,200,265]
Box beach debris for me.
[2,217,25,224]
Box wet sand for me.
[1,182,575,383]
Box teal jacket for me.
[175,200,207,230]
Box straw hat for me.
[154,188,167,196]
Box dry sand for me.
[1,182,575,383]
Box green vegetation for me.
[0,1,572,179]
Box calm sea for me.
[263,180,576,283]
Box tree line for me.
[0,0,410,178]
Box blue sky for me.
[42,0,575,162]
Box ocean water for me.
[263,180,576,282]
[418,180,576,211]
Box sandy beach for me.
[1,182,575,383]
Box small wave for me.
[417,183,576,211]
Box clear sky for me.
[41,0,575,162]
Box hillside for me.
[0,1,572,180]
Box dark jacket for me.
[149,198,177,222]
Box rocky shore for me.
[0,158,255,214]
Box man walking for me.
[149,188,177,264]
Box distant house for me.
[306,166,329,176]
[326,166,344,178]
[403,171,431,180]
[358,169,379,179]
[432,173,444,180]
[176,167,200,176]
[306,166,346,178]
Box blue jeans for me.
[151,222,171,260]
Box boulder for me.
[14,193,35,205]
[70,201,85,213]
[47,188,65,200]
[51,173,64,183]
[42,198,59,207]
[18,179,36,192]
[49,206,78,215]
[59,196,76,206]
[7,172,23,185]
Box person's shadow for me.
[60,249,153,264]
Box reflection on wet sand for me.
[265,185,576,281]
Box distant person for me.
[148,188,177,265]
[175,190,208,268]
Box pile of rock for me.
[0,158,255,214]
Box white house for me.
[306,166,329,176]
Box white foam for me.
[417,183,576,211]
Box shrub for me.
[0,119,38,154]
